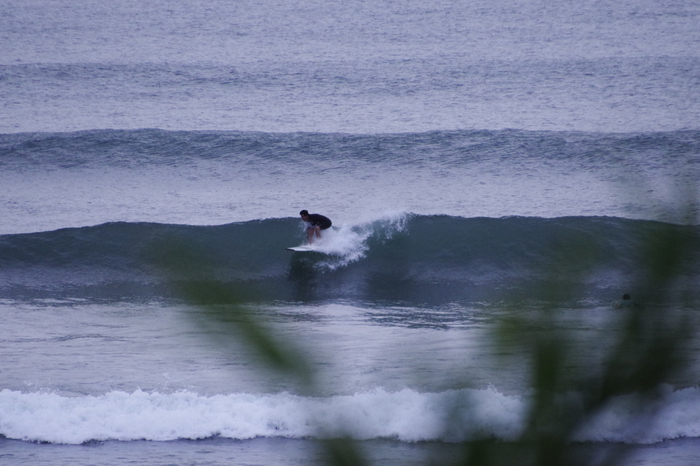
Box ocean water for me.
[2,0,700,465]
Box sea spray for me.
[311,212,410,270]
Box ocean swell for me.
[0,215,698,305]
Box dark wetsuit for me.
[307,214,332,230]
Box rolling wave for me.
[2,385,699,445]
[1,215,698,305]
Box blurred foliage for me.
[152,187,698,466]
[469,190,699,466]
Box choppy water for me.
[2,0,700,465]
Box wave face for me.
[1,215,698,305]
[2,385,699,445]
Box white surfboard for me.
[286,245,316,252]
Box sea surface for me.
[2,0,700,465]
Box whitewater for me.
[3,385,700,445]
[2,0,700,465]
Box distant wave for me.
[2,129,699,235]
[1,385,699,445]
[1,215,698,305]
[2,128,700,170]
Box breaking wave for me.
[2,385,700,445]
[0,214,698,305]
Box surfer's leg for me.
[307,226,321,243]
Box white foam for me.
[4,384,700,445]
[304,212,409,270]
[0,387,522,445]
[574,385,700,444]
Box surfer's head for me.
[300,210,309,220]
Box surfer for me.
[300,210,332,244]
